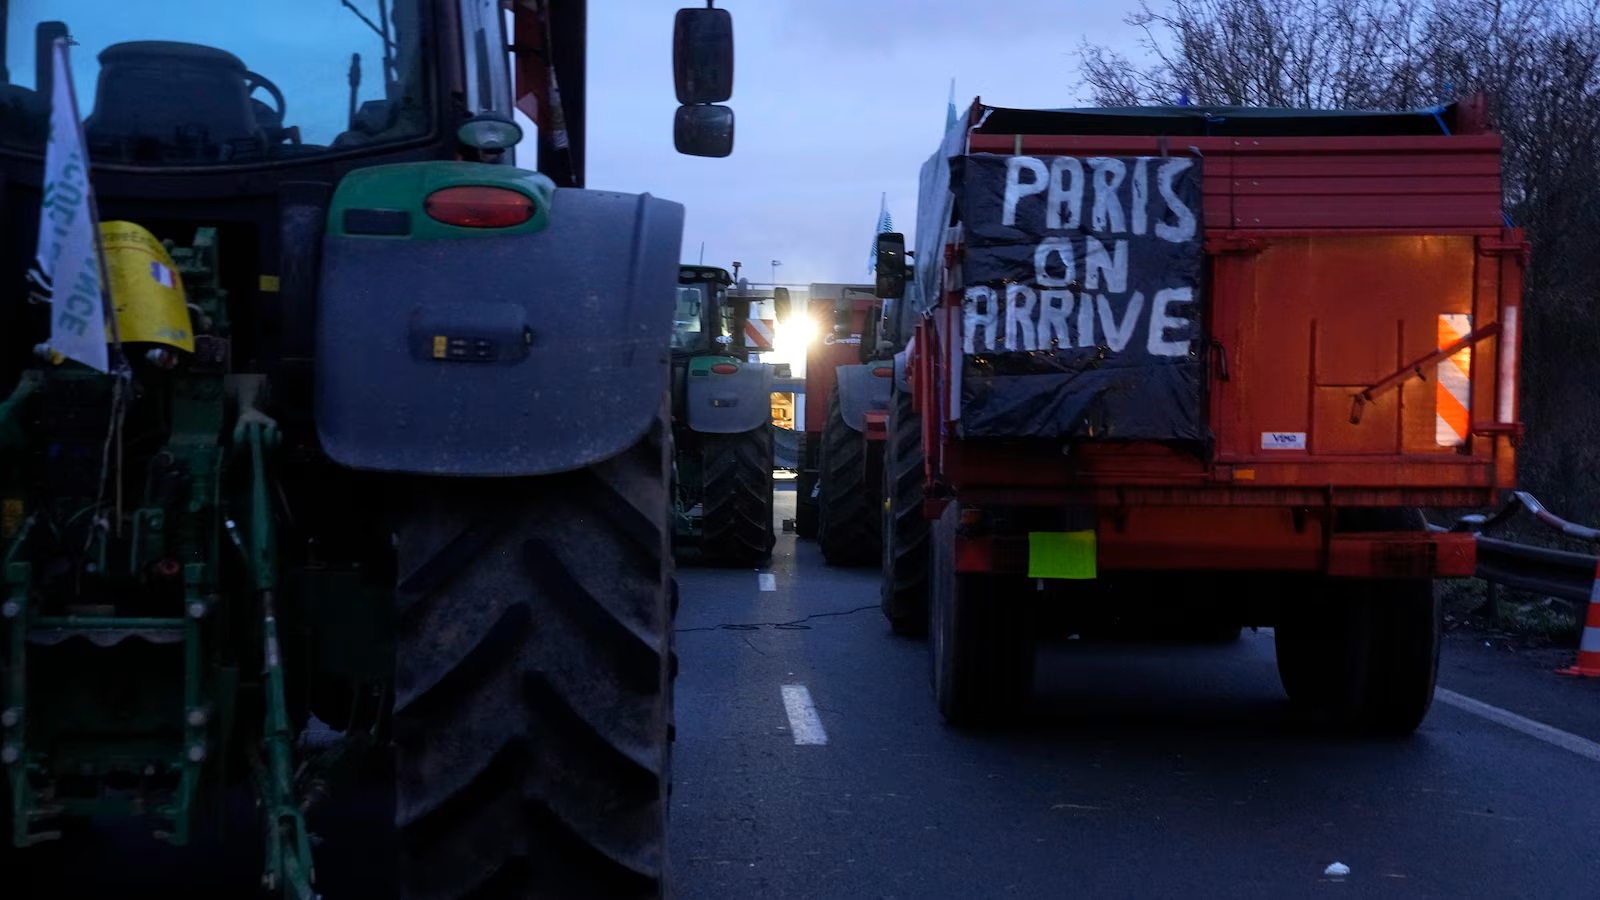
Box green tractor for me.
[670,265,783,566]
[0,1,736,897]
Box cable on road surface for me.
[675,604,879,633]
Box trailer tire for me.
[700,425,776,567]
[391,403,675,900]
[1352,577,1440,734]
[1276,509,1440,735]
[817,385,880,567]
[930,504,1036,727]
[880,385,929,636]
[1274,580,1343,709]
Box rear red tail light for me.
[710,363,738,374]
[423,186,535,228]
[871,366,893,378]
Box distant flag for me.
[946,78,959,133]
[33,37,110,373]
[867,192,893,274]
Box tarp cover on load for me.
[951,152,1207,443]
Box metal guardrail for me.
[1431,491,1600,606]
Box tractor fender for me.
[315,183,685,476]
[834,362,892,434]
[686,360,773,433]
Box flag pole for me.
[43,37,126,370]
[57,39,126,369]
[50,36,131,536]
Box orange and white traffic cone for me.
[1557,559,1600,677]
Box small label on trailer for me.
[1261,431,1307,450]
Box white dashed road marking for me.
[780,684,827,745]
[758,573,776,592]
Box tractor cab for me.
[674,265,737,355]
[0,1,735,171]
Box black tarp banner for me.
[950,152,1207,443]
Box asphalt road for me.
[670,487,1600,899]
[10,484,1600,899]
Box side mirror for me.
[675,105,734,158]
[673,8,733,104]
[773,287,792,323]
[875,232,907,299]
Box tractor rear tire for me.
[929,504,1036,727]
[817,386,879,567]
[391,406,675,900]
[1275,508,1440,735]
[880,385,929,636]
[700,425,776,567]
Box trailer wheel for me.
[700,425,776,567]
[391,405,675,900]
[1276,509,1440,734]
[817,385,880,566]
[1273,579,1343,709]
[929,504,1036,727]
[880,385,929,636]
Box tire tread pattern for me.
[1275,508,1440,735]
[700,425,776,567]
[818,386,879,567]
[930,505,1037,727]
[393,404,675,900]
[880,386,929,635]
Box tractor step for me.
[27,615,187,645]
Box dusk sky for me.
[542,0,1149,285]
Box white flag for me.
[34,37,109,373]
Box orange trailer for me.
[875,95,1525,733]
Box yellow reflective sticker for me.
[259,275,281,292]
[1027,530,1097,580]
[432,336,447,359]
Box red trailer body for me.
[896,96,1526,731]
